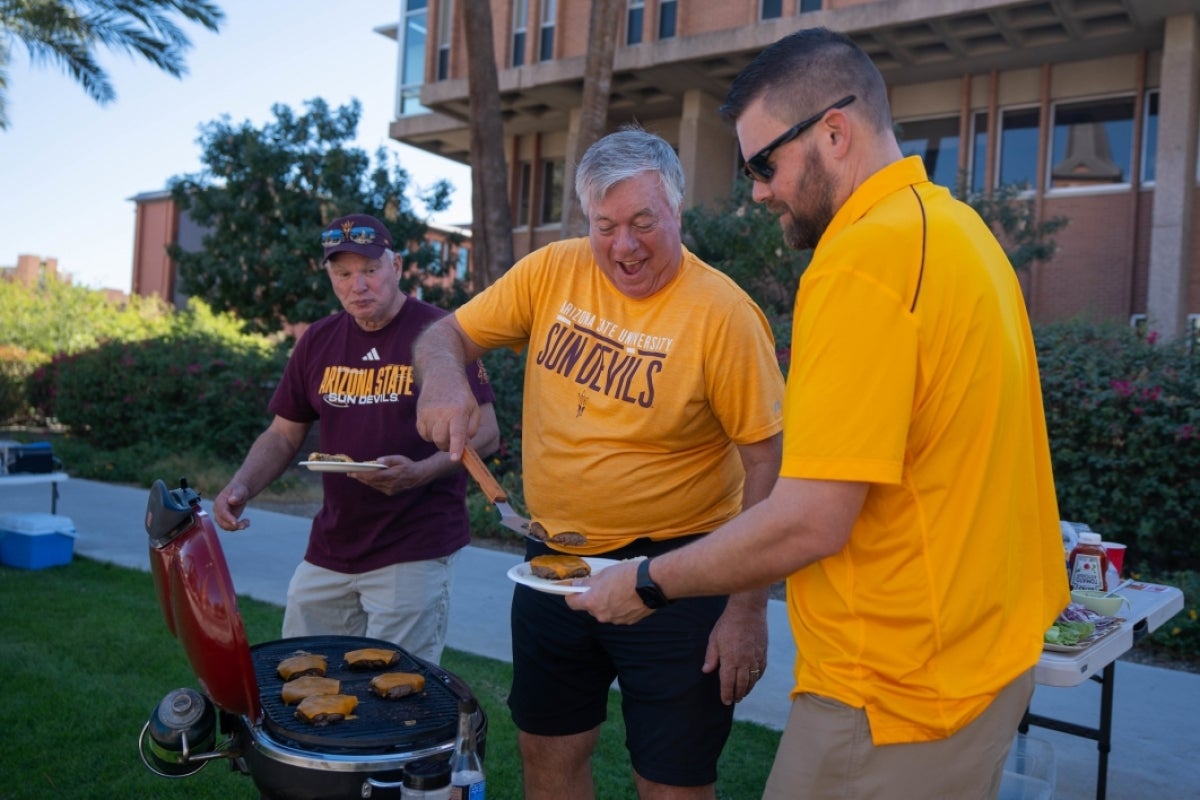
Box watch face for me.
[637,584,668,609]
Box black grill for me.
[252,635,460,753]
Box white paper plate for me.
[507,557,621,595]
[298,461,386,473]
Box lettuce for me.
[1044,620,1096,646]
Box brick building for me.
[382,0,1200,340]
[129,190,471,311]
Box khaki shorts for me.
[763,668,1034,800]
[283,554,457,664]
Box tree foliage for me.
[957,179,1069,271]
[0,0,223,129]
[684,175,1070,318]
[682,178,811,318]
[168,97,452,333]
[0,276,173,356]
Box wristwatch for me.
[635,557,671,609]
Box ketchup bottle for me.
[1068,531,1109,592]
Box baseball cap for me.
[319,214,394,262]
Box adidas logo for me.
[362,347,381,362]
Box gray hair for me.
[575,126,685,216]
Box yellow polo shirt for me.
[782,157,1068,744]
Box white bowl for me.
[1071,589,1125,617]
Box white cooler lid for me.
[0,512,77,537]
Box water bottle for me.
[449,698,485,799]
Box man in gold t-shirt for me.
[414,127,785,799]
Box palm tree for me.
[0,0,224,129]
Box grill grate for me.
[252,635,460,753]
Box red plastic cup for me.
[1103,542,1126,576]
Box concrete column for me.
[1147,13,1200,340]
[560,106,585,235]
[678,90,736,211]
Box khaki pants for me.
[283,554,457,664]
[763,668,1034,800]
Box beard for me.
[780,147,836,252]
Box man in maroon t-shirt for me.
[213,213,499,663]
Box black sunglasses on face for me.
[742,95,856,182]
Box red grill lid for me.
[148,504,260,720]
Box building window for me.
[538,0,555,61]
[897,116,961,190]
[399,0,428,116]
[516,162,532,226]
[966,111,989,194]
[761,0,782,20]
[1141,90,1159,185]
[436,0,453,80]
[658,0,676,39]
[627,0,643,45]
[799,0,822,11]
[540,160,564,225]
[456,246,469,282]
[997,107,1039,190]
[512,0,528,67]
[1049,95,1135,189]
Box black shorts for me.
[507,534,733,787]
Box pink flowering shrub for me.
[1035,319,1199,572]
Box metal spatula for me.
[461,445,587,546]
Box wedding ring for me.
[749,668,761,676]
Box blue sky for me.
[0,1,472,293]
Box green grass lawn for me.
[0,557,780,799]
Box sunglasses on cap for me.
[320,226,380,247]
[742,95,856,183]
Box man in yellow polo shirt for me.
[570,27,1069,799]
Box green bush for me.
[1035,319,1200,571]
[25,301,288,458]
[482,346,527,474]
[683,179,810,318]
[1144,568,1200,659]
[0,344,48,423]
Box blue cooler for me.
[0,512,77,569]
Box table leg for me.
[1020,661,1116,800]
[1096,661,1115,800]
[51,480,59,514]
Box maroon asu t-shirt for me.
[270,299,495,573]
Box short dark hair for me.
[720,27,892,133]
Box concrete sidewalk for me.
[3,477,1198,799]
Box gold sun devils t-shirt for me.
[456,238,784,554]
